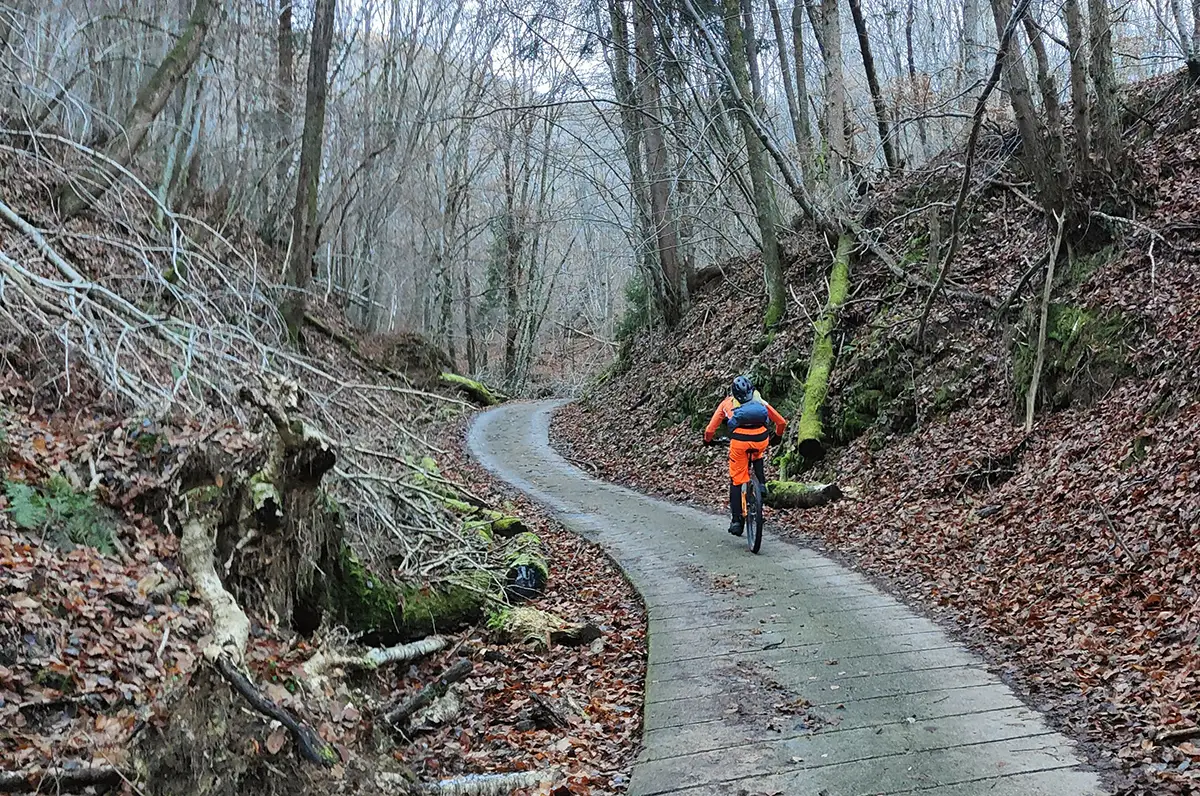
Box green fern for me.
[5,481,47,529]
[4,477,117,555]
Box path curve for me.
[469,401,1105,796]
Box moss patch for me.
[1012,303,1133,415]
[331,545,492,642]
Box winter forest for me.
[1,0,1199,792]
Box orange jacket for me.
[704,392,787,442]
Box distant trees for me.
[2,0,1193,390]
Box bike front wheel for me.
[745,478,763,554]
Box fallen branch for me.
[847,220,996,307]
[303,313,473,408]
[1024,212,1065,432]
[1097,502,1138,563]
[417,769,561,795]
[383,657,473,727]
[214,655,339,766]
[304,635,449,692]
[0,765,121,794]
[1158,725,1200,743]
[996,251,1050,317]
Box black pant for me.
[729,458,765,521]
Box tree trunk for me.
[263,0,296,242]
[1023,14,1066,170]
[1063,0,1090,173]
[789,0,815,171]
[55,0,217,219]
[905,0,930,157]
[786,233,852,474]
[741,0,766,100]
[767,0,804,149]
[1087,0,1122,171]
[721,0,787,328]
[463,265,478,374]
[633,0,684,326]
[848,0,898,173]
[604,0,659,316]
[280,0,337,342]
[820,0,848,187]
[1192,0,1200,80]
[500,127,524,389]
[989,0,1054,208]
[962,0,984,100]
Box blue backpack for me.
[729,398,769,429]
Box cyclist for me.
[703,375,787,535]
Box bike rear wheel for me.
[745,477,763,553]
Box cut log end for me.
[797,438,826,466]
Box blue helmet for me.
[732,375,754,403]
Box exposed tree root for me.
[213,656,339,766]
[303,636,448,693]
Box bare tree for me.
[720,0,788,326]
[633,0,686,325]
[849,0,899,172]
[281,0,337,341]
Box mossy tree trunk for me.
[764,480,843,509]
[786,233,852,476]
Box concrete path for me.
[468,401,1106,796]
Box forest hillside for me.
[555,70,1200,796]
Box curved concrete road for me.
[469,401,1106,796]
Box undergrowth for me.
[4,475,118,554]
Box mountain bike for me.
[712,435,765,554]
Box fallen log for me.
[383,657,474,727]
[377,769,561,796]
[439,372,504,406]
[764,480,843,509]
[417,769,560,795]
[0,765,121,794]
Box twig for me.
[382,658,473,727]
[1096,502,1137,563]
[1025,212,1065,432]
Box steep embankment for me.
[554,73,1200,795]
[0,134,645,792]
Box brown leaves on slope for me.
[551,80,1200,795]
